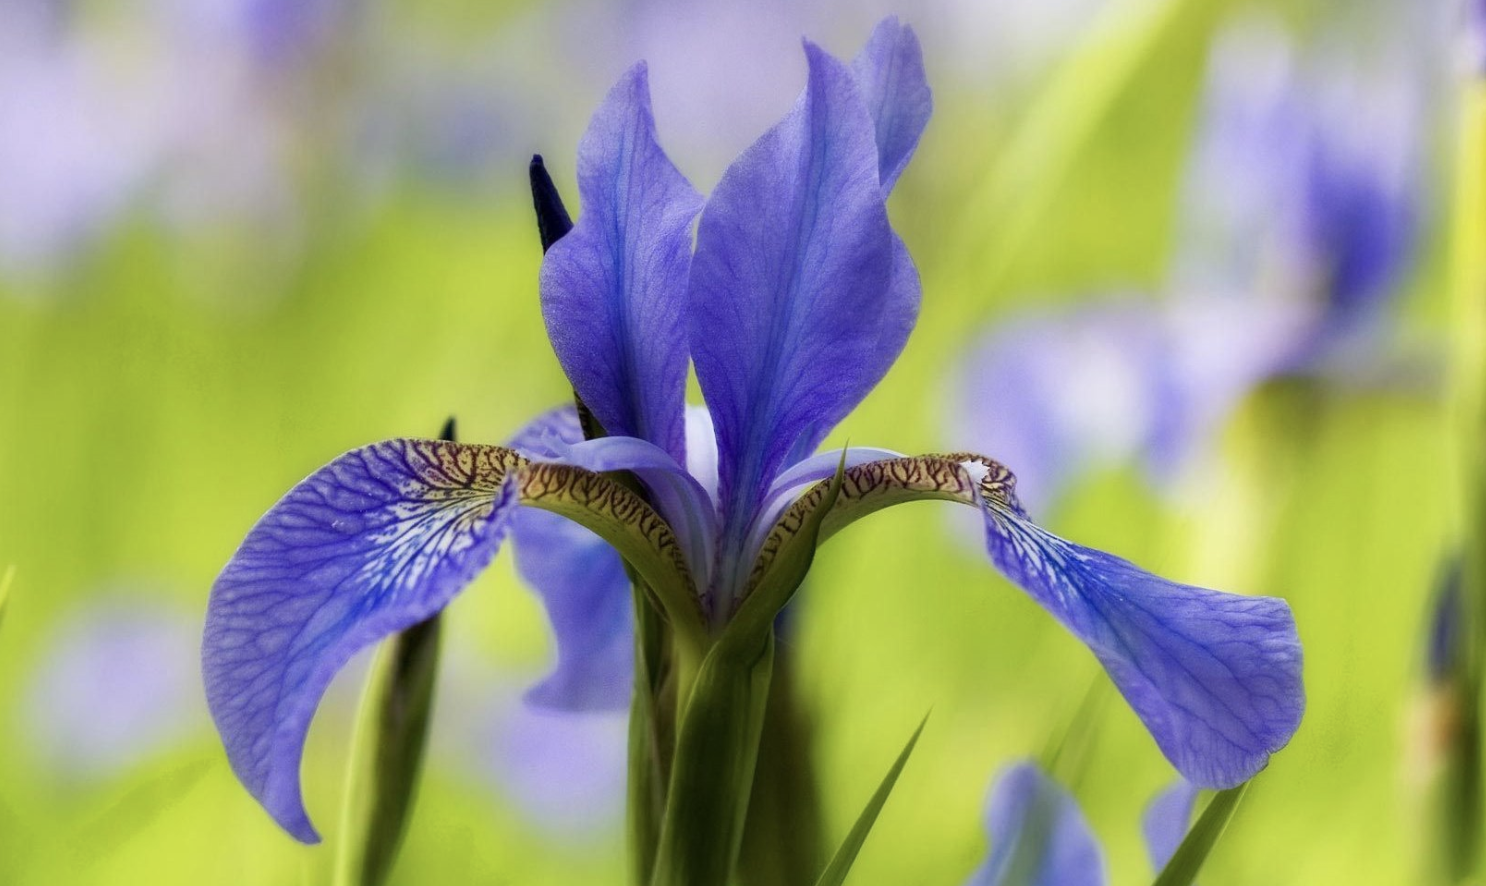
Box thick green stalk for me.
[650,632,776,886]
[332,420,456,886]
[737,648,827,886]
[628,580,677,886]
[1445,75,1486,885]
[332,615,442,886]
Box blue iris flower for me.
[966,761,1199,886]
[202,18,1304,843]
[955,17,1425,510]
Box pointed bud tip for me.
[529,154,573,252]
[439,417,457,442]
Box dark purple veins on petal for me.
[539,63,703,466]
[979,504,1304,788]
[202,439,521,842]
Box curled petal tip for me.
[203,439,524,840]
[979,505,1304,787]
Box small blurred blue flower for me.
[965,761,1197,886]
[22,594,205,780]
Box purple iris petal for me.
[505,406,635,711]
[540,62,703,465]
[510,507,633,711]
[966,761,1105,886]
[1297,85,1418,335]
[203,439,520,842]
[689,42,896,592]
[978,503,1304,788]
[545,434,719,575]
[850,16,932,194]
[1142,779,1200,873]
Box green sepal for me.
[333,614,443,886]
[1151,781,1250,886]
[727,452,848,644]
[650,632,776,886]
[812,713,929,886]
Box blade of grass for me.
[1150,781,1249,886]
[0,565,12,631]
[812,713,929,886]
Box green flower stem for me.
[1445,74,1486,884]
[332,614,442,886]
[737,648,827,886]
[650,631,776,886]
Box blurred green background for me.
[0,0,1463,883]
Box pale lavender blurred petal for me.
[0,12,163,276]
[1141,779,1199,873]
[435,653,627,837]
[950,302,1173,513]
[24,595,205,779]
[966,761,1105,886]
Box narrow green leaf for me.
[1039,676,1111,790]
[650,633,775,886]
[1150,782,1250,886]
[0,565,13,631]
[812,714,929,886]
[333,614,443,886]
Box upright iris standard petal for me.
[851,18,930,389]
[689,42,896,580]
[1142,780,1200,873]
[540,62,704,463]
[966,761,1105,886]
[978,499,1304,788]
[203,440,523,842]
[850,16,932,194]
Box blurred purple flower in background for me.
[21,592,205,780]
[963,761,1196,885]
[953,13,1430,510]
[434,651,627,836]
[0,2,163,276]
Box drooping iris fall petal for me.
[203,440,523,841]
[978,502,1303,788]
[750,454,1304,788]
[204,436,694,841]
